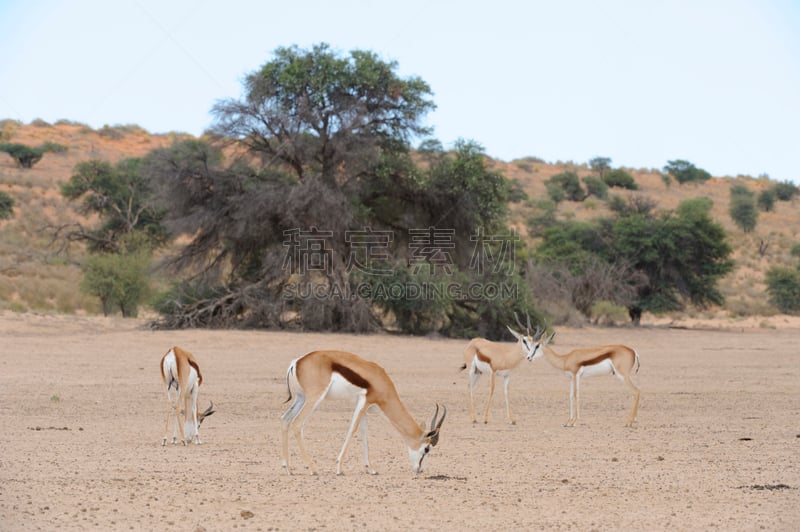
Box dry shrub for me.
[590,300,630,325]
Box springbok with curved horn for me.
[160,346,215,445]
[281,350,446,476]
[460,312,539,424]
[530,325,641,427]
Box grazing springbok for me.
[460,312,539,424]
[160,346,215,445]
[280,350,446,476]
[530,324,641,427]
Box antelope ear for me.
[425,428,441,447]
[506,325,521,340]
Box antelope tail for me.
[284,362,296,404]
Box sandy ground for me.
[0,312,798,531]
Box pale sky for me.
[1,0,799,183]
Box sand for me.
[0,312,798,531]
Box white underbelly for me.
[472,358,492,374]
[325,372,367,400]
[578,358,616,378]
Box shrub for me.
[545,171,585,202]
[765,267,800,313]
[526,199,558,236]
[81,251,152,317]
[663,160,712,185]
[730,185,758,233]
[0,143,45,168]
[603,169,638,190]
[40,141,68,153]
[0,142,67,168]
[772,181,799,201]
[757,189,776,211]
[590,300,630,325]
[0,191,14,219]
[582,175,608,199]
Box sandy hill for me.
[1,119,798,327]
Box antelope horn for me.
[435,404,447,431]
[526,312,532,334]
[429,404,446,447]
[429,403,440,431]
[513,312,526,333]
[201,401,215,418]
[535,318,548,340]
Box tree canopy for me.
[60,158,166,253]
[663,159,711,185]
[211,43,435,188]
[0,142,66,169]
[143,43,532,338]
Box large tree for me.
[611,198,733,323]
[150,44,530,337]
[59,158,166,253]
[211,43,435,188]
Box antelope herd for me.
[159,314,641,476]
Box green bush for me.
[772,181,799,201]
[729,185,757,233]
[757,189,776,212]
[0,191,14,219]
[765,267,800,314]
[663,160,711,185]
[0,142,67,168]
[81,251,151,317]
[582,175,608,199]
[590,300,629,325]
[603,169,638,190]
[0,143,44,168]
[545,171,585,202]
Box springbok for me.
[460,312,539,424]
[280,350,446,476]
[160,346,215,445]
[530,324,641,427]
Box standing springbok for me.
[460,312,540,424]
[160,346,215,445]
[281,350,446,476]
[530,324,641,427]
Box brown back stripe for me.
[580,351,613,368]
[331,362,370,390]
[476,350,491,365]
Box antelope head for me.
[507,311,538,361]
[529,320,555,362]
[182,401,216,443]
[410,404,447,474]
[198,401,216,425]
